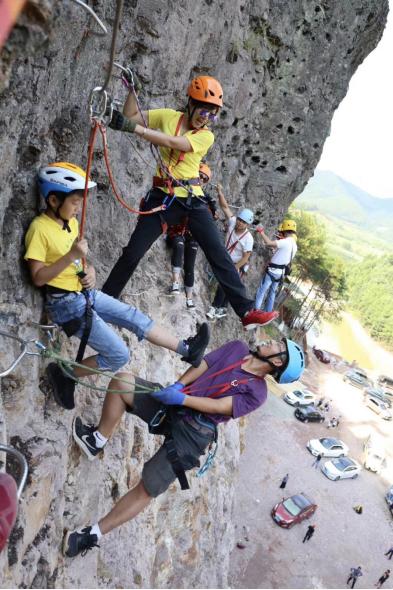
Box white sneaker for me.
[186,298,196,309]
[170,282,180,293]
[215,308,227,319]
[206,306,217,320]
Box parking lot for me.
[228,358,393,589]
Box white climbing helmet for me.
[237,208,254,225]
[38,162,96,200]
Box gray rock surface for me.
[0,0,388,587]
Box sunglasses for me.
[198,108,218,122]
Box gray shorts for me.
[128,378,216,497]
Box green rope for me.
[41,348,159,395]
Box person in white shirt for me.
[206,184,254,320]
[254,219,297,312]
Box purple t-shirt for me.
[188,340,267,424]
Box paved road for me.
[228,359,393,589]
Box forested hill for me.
[295,170,393,243]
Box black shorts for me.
[127,378,216,497]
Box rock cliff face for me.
[0,0,388,587]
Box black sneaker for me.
[46,362,76,410]
[63,526,99,558]
[182,322,210,368]
[73,417,102,461]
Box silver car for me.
[307,437,349,458]
[365,396,392,420]
[322,457,361,481]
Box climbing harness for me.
[69,0,108,35]
[0,444,28,552]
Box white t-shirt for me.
[225,217,254,263]
[268,237,297,277]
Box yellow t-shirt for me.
[148,108,214,198]
[24,214,83,292]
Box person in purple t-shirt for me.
[64,337,305,559]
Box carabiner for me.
[89,86,113,125]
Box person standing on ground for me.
[279,474,289,489]
[312,454,322,469]
[347,566,363,588]
[303,524,316,543]
[167,164,214,308]
[385,546,393,559]
[206,184,254,320]
[62,337,305,559]
[101,73,278,330]
[254,220,297,312]
[376,569,390,588]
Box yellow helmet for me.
[279,219,297,233]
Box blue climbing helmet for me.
[237,208,254,225]
[38,162,96,200]
[276,338,305,384]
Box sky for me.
[317,3,393,199]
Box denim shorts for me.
[45,290,154,371]
[129,378,215,497]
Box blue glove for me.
[151,382,186,405]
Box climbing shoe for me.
[206,306,217,320]
[170,282,180,293]
[72,417,102,461]
[46,363,76,410]
[241,310,279,331]
[63,526,99,558]
[215,308,227,319]
[182,322,210,367]
[186,298,196,309]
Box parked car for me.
[295,405,325,423]
[284,388,316,407]
[378,375,393,393]
[365,396,392,420]
[385,485,393,513]
[307,437,349,458]
[271,493,317,528]
[321,457,361,481]
[343,369,371,389]
[312,347,330,364]
[364,387,392,408]
[363,435,387,473]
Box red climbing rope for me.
[98,122,165,215]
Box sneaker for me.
[182,322,210,367]
[241,309,279,331]
[46,362,76,410]
[63,526,99,558]
[170,282,180,293]
[186,298,196,309]
[215,307,227,319]
[72,416,102,461]
[206,306,217,320]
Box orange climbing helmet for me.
[187,76,223,107]
[199,162,212,182]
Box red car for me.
[271,493,317,528]
[313,347,330,364]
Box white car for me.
[307,437,349,458]
[365,396,392,420]
[322,457,361,481]
[284,388,315,407]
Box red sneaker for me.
[241,309,279,330]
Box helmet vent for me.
[64,177,77,182]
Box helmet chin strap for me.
[53,203,71,233]
[249,349,286,371]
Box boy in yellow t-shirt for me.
[101,74,278,330]
[24,162,210,410]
